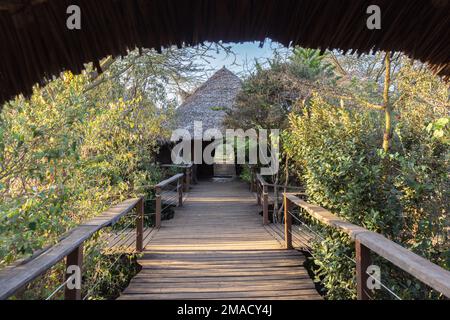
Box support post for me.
[257,183,261,205]
[136,198,144,252]
[355,240,371,300]
[185,167,191,192]
[284,195,292,249]
[192,164,198,184]
[250,169,255,192]
[64,245,83,300]
[263,185,269,225]
[155,186,161,229]
[178,177,183,207]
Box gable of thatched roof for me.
[0,0,449,106]
[174,67,242,138]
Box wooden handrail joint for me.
[282,193,450,299]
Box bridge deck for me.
[119,180,321,300]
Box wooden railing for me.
[0,198,144,300]
[255,174,269,225]
[0,171,189,300]
[283,193,450,300]
[154,173,184,228]
[160,163,197,190]
[253,173,304,226]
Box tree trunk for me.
[382,52,392,152]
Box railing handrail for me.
[254,174,305,225]
[160,163,193,169]
[155,173,184,188]
[255,174,304,190]
[0,169,190,300]
[0,197,142,300]
[284,193,450,298]
[255,174,269,187]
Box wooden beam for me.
[0,198,140,300]
[263,185,269,225]
[155,173,184,189]
[355,240,371,300]
[357,232,450,298]
[285,193,450,298]
[284,195,292,249]
[178,177,183,207]
[155,186,162,229]
[285,194,367,239]
[136,198,144,252]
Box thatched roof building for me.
[0,0,449,105]
[174,67,242,137]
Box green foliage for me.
[225,47,335,131]
[283,75,448,298]
[289,48,336,81]
[239,165,253,183]
[0,46,208,298]
[11,247,140,300]
[0,71,165,266]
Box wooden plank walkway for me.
[119,179,321,300]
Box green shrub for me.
[283,94,448,299]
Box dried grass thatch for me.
[0,0,449,105]
[174,67,242,137]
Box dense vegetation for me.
[227,49,449,299]
[0,43,448,300]
[0,47,206,298]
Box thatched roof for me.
[174,67,242,138]
[0,0,449,105]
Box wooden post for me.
[192,164,198,184]
[284,195,292,249]
[178,177,183,207]
[263,185,269,225]
[355,240,371,300]
[136,198,144,252]
[155,186,161,229]
[185,167,191,192]
[257,183,261,205]
[250,169,255,192]
[64,245,83,300]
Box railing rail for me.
[160,163,197,188]
[253,173,304,226]
[283,193,450,299]
[0,171,188,300]
[154,173,185,228]
[0,198,144,300]
[255,174,269,225]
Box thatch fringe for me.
[0,0,449,105]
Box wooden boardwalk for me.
[119,179,321,300]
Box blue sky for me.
[195,40,290,78]
[169,40,291,103]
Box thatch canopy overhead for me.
[174,67,242,138]
[0,0,449,105]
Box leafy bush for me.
[283,90,448,299]
[0,70,167,266]
[0,66,170,298]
